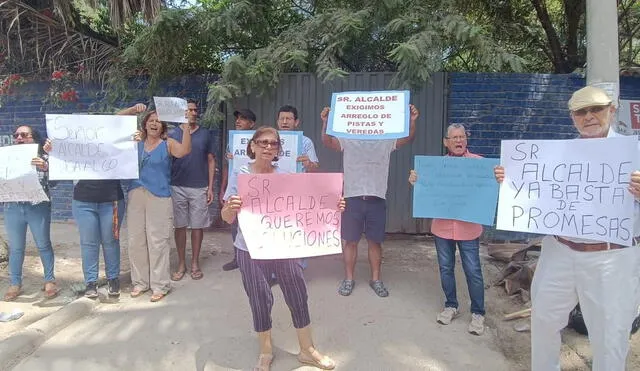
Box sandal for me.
[298,349,335,370]
[338,279,354,296]
[130,288,148,298]
[150,291,169,302]
[171,270,186,281]
[190,269,203,280]
[252,353,273,371]
[369,280,389,297]
[43,282,60,299]
[3,285,22,302]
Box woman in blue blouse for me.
[122,104,191,302]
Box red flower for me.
[51,70,65,80]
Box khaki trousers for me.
[126,188,173,295]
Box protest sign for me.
[237,173,343,259]
[327,90,410,140]
[153,96,188,123]
[412,156,500,225]
[46,114,139,180]
[617,99,640,136]
[228,130,302,176]
[0,144,49,203]
[496,136,638,245]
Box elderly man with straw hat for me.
[495,85,640,371]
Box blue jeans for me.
[72,199,125,284]
[4,202,55,286]
[434,236,485,315]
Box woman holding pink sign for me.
[222,126,342,371]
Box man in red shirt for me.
[409,123,485,335]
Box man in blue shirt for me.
[169,99,216,281]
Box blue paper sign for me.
[327,90,410,140]
[228,130,303,177]
[412,155,500,225]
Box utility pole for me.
[585,0,620,105]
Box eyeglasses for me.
[253,139,280,148]
[445,135,467,141]
[572,105,609,117]
[13,132,31,139]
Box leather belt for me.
[355,196,381,201]
[555,236,638,252]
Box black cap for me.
[233,108,256,122]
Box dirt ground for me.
[1,221,639,370]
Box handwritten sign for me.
[0,144,49,203]
[327,90,409,140]
[45,114,139,180]
[496,137,638,245]
[237,173,343,259]
[412,156,500,225]
[228,130,302,176]
[153,96,188,123]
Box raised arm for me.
[396,104,419,149]
[167,123,192,158]
[117,103,146,116]
[320,107,342,152]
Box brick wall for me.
[0,76,223,223]
[449,73,640,240]
[4,72,640,233]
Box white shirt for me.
[338,138,396,199]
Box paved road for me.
[12,238,512,371]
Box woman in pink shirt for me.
[409,123,486,336]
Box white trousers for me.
[531,236,640,371]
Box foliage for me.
[0,74,26,107]
[43,68,82,108]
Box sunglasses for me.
[13,132,31,139]
[253,139,280,148]
[572,105,609,117]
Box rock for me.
[0,236,8,263]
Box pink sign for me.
[237,173,343,259]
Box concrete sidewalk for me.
[5,236,512,371]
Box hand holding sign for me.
[629,170,640,199]
[153,97,188,123]
[237,173,344,260]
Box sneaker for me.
[338,280,355,296]
[222,259,238,271]
[84,282,98,299]
[468,313,485,335]
[107,278,120,298]
[436,307,459,325]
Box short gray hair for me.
[445,123,469,138]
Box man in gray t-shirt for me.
[321,104,419,297]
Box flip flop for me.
[43,283,60,299]
[297,349,335,370]
[150,291,169,302]
[171,270,186,281]
[190,269,204,280]
[130,288,149,298]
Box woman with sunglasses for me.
[4,125,58,301]
[222,126,341,371]
[122,104,191,302]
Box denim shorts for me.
[341,196,386,244]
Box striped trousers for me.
[237,249,311,332]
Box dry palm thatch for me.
[0,0,118,83]
[0,0,164,83]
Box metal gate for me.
[222,72,448,233]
